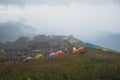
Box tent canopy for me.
[24,56,33,62]
[34,53,44,60]
[55,50,64,55]
[85,43,95,48]
[25,56,33,60]
[49,52,56,57]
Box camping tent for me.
[48,52,56,58]
[55,50,64,55]
[34,53,44,60]
[72,46,86,54]
[24,56,33,62]
[72,49,78,54]
[94,45,101,50]
[58,45,64,50]
[101,47,109,52]
[78,46,86,53]
[85,43,95,48]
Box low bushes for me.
[0,54,120,80]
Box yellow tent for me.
[34,53,44,60]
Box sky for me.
[0,0,120,38]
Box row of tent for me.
[24,50,65,62]
[24,46,86,62]
[24,53,44,62]
[84,42,116,53]
[24,39,116,62]
[66,39,112,53]
[71,38,117,53]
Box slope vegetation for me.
[0,49,120,80]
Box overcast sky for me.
[0,0,120,39]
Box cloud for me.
[0,0,120,6]
[0,0,25,6]
[0,0,120,41]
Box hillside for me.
[0,35,120,80]
[0,49,120,80]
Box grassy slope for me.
[0,49,120,80]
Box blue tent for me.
[49,52,56,58]
[85,43,95,48]
[58,45,64,50]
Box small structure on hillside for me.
[3,44,31,55]
[4,49,30,55]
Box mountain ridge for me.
[0,21,120,52]
[0,21,42,43]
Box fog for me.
[0,0,120,5]
[0,0,120,40]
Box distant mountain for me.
[0,21,120,52]
[89,32,120,52]
[0,21,42,43]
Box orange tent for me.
[55,50,64,55]
[78,46,85,53]
[72,46,86,54]
[72,49,79,54]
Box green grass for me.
[0,52,120,80]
